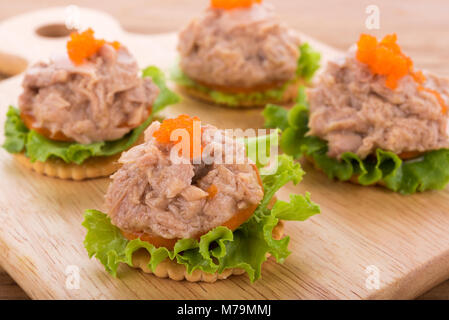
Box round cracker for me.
[178,78,303,108]
[131,220,285,283]
[14,152,121,180]
[13,132,145,180]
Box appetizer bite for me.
[83,115,319,282]
[264,34,449,194]
[172,0,320,108]
[2,28,179,180]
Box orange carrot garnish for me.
[67,28,120,65]
[153,115,203,159]
[207,184,218,199]
[211,0,262,10]
[356,33,415,90]
[357,34,447,114]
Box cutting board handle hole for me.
[36,23,74,38]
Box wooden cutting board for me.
[0,7,448,300]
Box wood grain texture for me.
[0,3,448,300]
[1,0,448,75]
[0,266,28,300]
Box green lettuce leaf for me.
[242,128,280,169]
[2,66,179,164]
[142,66,181,114]
[171,64,292,107]
[263,86,449,194]
[254,154,305,219]
[2,106,28,153]
[296,43,321,81]
[82,154,320,282]
[262,104,289,131]
[171,43,321,107]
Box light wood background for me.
[0,0,448,300]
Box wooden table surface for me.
[0,0,448,300]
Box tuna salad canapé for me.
[172,0,319,107]
[2,28,178,181]
[263,33,449,193]
[19,29,159,144]
[105,115,264,242]
[308,34,449,159]
[178,1,300,90]
[83,114,319,281]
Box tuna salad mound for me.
[83,115,320,282]
[2,28,179,179]
[308,48,449,159]
[106,119,264,240]
[178,3,299,89]
[264,34,449,194]
[173,0,321,107]
[19,39,158,144]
